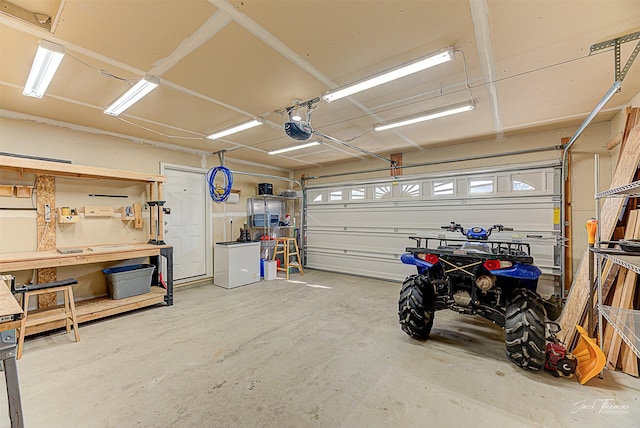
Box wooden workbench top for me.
[0,243,171,272]
[0,277,23,319]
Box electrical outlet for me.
[44,204,51,222]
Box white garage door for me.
[304,161,561,291]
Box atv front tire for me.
[398,275,434,340]
[505,288,546,370]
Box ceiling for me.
[1,0,640,171]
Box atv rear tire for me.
[505,288,546,370]
[398,275,434,340]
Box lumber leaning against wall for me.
[558,126,640,345]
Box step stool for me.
[13,278,80,359]
[272,237,304,280]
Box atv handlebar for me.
[440,222,513,238]
[441,222,463,233]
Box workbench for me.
[0,244,173,336]
[0,155,173,336]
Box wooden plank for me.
[563,139,573,291]
[606,271,636,370]
[623,108,640,146]
[0,276,23,333]
[618,272,638,375]
[390,153,402,176]
[580,260,620,332]
[24,308,70,327]
[0,320,21,333]
[605,132,624,150]
[0,155,165,183]
[83,206,115,217]
[22,288,166,336]
[602,211,639,356]
[133,202,143,229]
[620,211,640,376]
[601,261,621,302]
[603,268,627,352]
[558,126,640,344]
[617,108,640,165]
[0,244,167,271]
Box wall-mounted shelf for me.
[83,206,115,217]
[57,211,79,224]
[0,184,14,197]
[0,184,33,197]
[595,180,640,198]
[120,206,136,221]
[14,185,33,198]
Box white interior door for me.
[163,167,207,281]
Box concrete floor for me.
[1,269,639,427]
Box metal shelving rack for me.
[246,194,303,261]
[594,168,640,362]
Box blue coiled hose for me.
[206,166,233,203]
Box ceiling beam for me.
[469,0,504,140]
[150,10,232,76]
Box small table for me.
[0,276,24,428]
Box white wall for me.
[0,116,293,294]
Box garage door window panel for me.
[401,182,421,199]
[308,190,324,203]
[375,185,392,199]
[510,172,543,193]
[469,177,495,195]
[432,180,455,196]
[330,189,344,202]
[350,187,366,200]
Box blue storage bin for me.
[253,214,279,227]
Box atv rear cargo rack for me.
[406,235,533,263]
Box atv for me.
[398,222,547,370]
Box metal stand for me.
[150,247,174,306]
[0,330,23,428]
[147,201,166,245]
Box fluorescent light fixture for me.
[268,141,320,155]
[322,47,453,103]
[207,118,264,140]
[104,75,160,116]
[374,102,474,132]
[23,40,65,98]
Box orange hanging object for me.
[586,218,598,245]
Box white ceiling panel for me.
[0,0,639,169]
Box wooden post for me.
[390,153,402,177]
[35,175,57,308]
[562,137,572,291]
